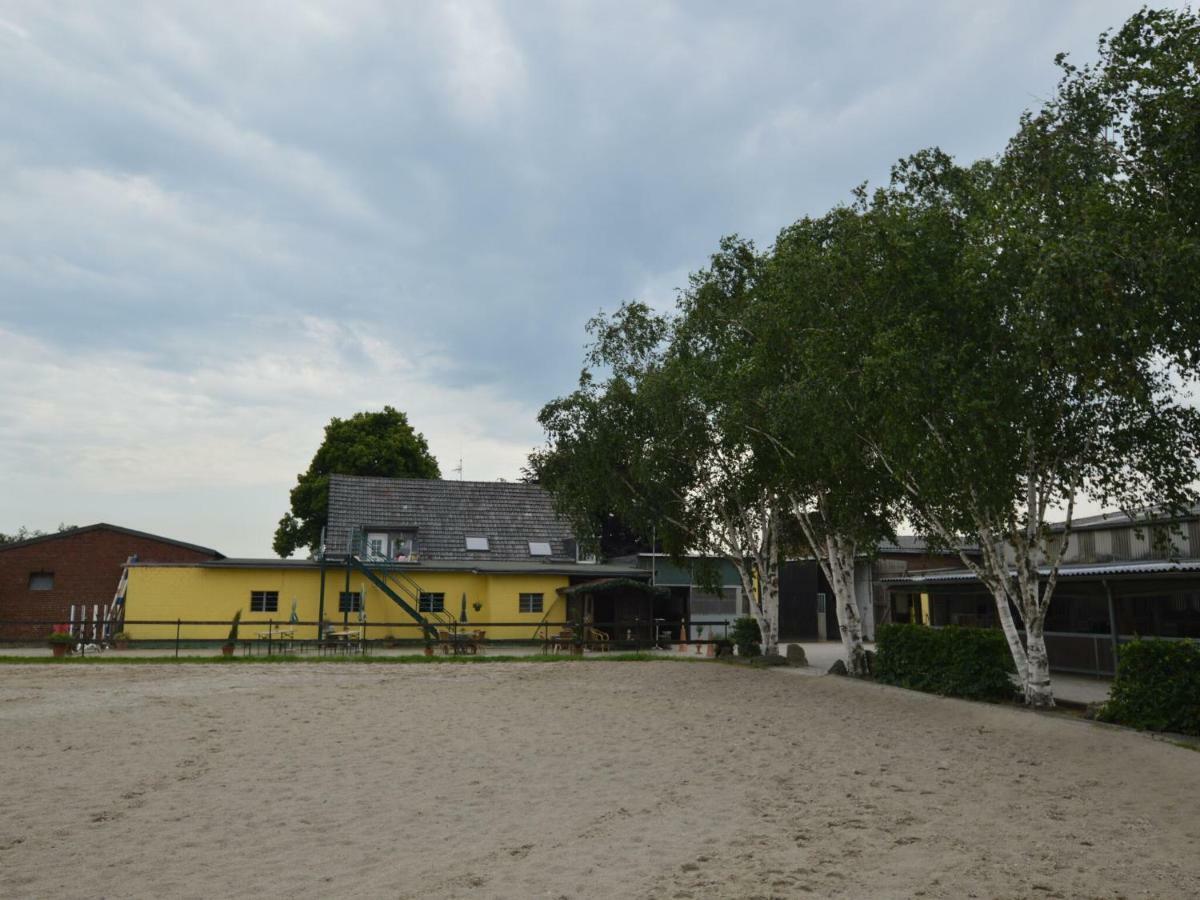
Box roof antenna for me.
[452,449,463,481]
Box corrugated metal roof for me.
[882,559,1200,584]
[1055,503,1200,533]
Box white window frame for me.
[250,590,279,613]
[519,593,544,614]
[419,592,445,614]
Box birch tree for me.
[863,10,1200,706]
[536,274,788,655]
[715,205,903,676]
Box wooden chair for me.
[550,628,573,654]
[587,627,610,652]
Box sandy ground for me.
[1,662,1197,900]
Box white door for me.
[366,532,388,558]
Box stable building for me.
[883,507,1200,675]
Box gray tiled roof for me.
[326,475,576,563]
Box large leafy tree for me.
[537,271,790,654]
[863,9,1200,706]
[748,202,908,674]
[273,407,440,558]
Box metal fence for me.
[0,617,734,658]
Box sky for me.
[0,1,1163,557]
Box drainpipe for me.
[316,527,327,642]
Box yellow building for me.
[123,475,648,644]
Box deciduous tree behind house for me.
[273,407,440,558]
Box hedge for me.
[730,616,762,657]
[1099,639,1200,735]
[874,623,1016,702]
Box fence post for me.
[574,605,584,656]
[175,618,181,659]
[268,618,273,657]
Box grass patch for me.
[0,652,705,665]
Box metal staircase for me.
[347,535,455,641]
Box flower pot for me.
[424,644,434,657]
[50,643,71,658]
[221,643,235,658]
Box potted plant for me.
[222,610,241,657]
[111,631,131,651]
[472,601,483,613]
[48,625,74,658]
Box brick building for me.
[0,524,222,640]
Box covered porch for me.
[558,577,672,649]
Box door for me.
[365,532,388,559]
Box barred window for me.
[338,591,363,613]
[419,592,445,613]
[519,593,543,614]
[250,591,278,613]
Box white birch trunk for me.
[758,569,780,656]
[730,557,780,657]
[1022,611,1054,707]
[826,534,869,675]
[989,583,1030,688]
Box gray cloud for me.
[0,0,1153,553]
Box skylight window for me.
[529,541,552,557]
[465,536,489,551]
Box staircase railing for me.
[347,555,437,641]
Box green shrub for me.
[730,617,762,657]
[1099,639,1200,735]
[875,623,1016,702]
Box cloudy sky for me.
[0,1,1158,556]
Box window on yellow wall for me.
[338,591,363,613]
[519,593,543,614]
[250,591,278,613]
[419,592,445,613]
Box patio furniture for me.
[254,626,297,655]
[325,628,364,654]
[550,628,575,654]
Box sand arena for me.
[1,660,1198,899]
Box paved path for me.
[781,640,1114,706]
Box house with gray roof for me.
[325,474,583,566]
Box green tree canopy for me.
[0,523,77,545]
[273,407,440,557]
[858,9,1200,705]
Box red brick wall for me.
[0,528,218,640]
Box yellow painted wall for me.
[124,564,569,643]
